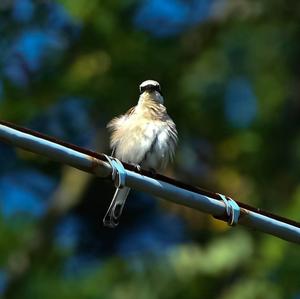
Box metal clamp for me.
[104,154,126,189]
[103,155,128,228]
[218,193,240,226]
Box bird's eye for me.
[149,85,160,92]
[153,85,161,92]
[140,86,146,93]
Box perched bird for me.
[103,80,178,227]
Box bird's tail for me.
[103,187,131,228]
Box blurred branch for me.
[0,121,299,244]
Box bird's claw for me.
[134,164,142,172]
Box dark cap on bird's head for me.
[139,80,161,94]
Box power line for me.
[0,120,299,244]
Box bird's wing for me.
[165,117,178,161]
[107,106,136,132]
[107,106,137,154]
[138,118,177,170]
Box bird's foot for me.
[134,164,142,172]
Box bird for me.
[103,79,178,227]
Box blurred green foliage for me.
[0,0,300,298]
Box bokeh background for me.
[0,0,300,298]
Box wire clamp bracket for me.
[218,193,240,226]
[104,154,126,189]
[103,155,127,228]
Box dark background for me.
[0,0,299,298]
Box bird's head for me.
[139,80,161,94]
[139,80,163,104]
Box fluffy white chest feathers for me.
[107,93,177,171]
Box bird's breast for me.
[112,117,175,170]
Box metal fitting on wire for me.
[218,193,240,226]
